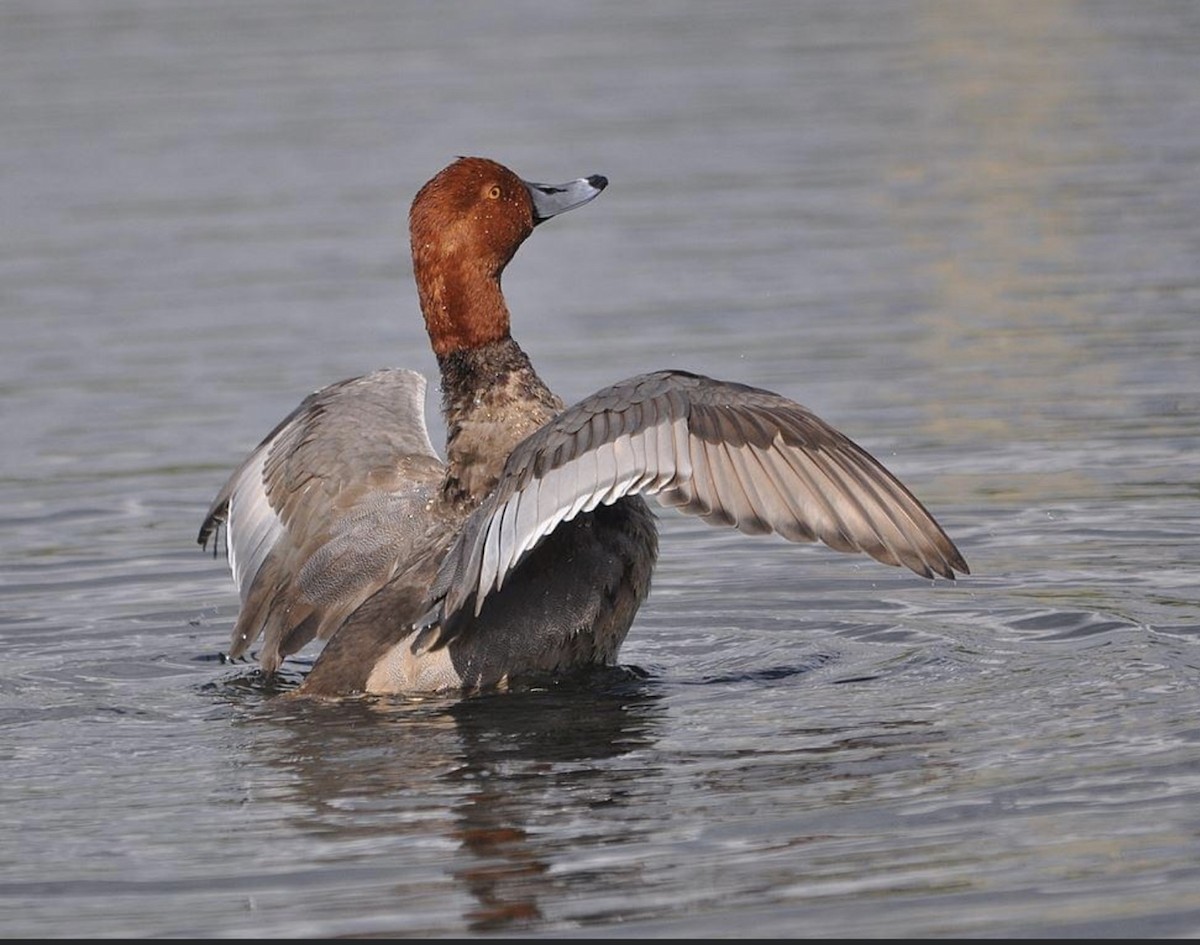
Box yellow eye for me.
[487,184,502,200]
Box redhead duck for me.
[199,156,968,697]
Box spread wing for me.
[198,368,445,671]
[418,370,968,650]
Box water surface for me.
[2,1,1198,938]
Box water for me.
[2,0,1199,937]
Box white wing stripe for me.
[586,440,618,513]
[513,478,544,565]
[495,489,523,594]
[226,451,282,601]
[477,515,502,611]
[466,415,691,609]
[603,433,641,504]
[651,415,677,491]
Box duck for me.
[198,156,968,698]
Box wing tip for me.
[921,545,970,582]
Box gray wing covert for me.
[198,368,445,671]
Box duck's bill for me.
[524,174,608,223]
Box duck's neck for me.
[437,338,563,504]
[415,248,514,356]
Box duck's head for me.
[409,156,607,356]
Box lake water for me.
[2,0,1199,937]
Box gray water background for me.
[2,0,1199,938]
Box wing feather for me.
[420,370,967,649]
[198,368,444,669]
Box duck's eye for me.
[486,184,502,200]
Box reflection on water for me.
[230,672,666,933]
[212,668,969,936]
